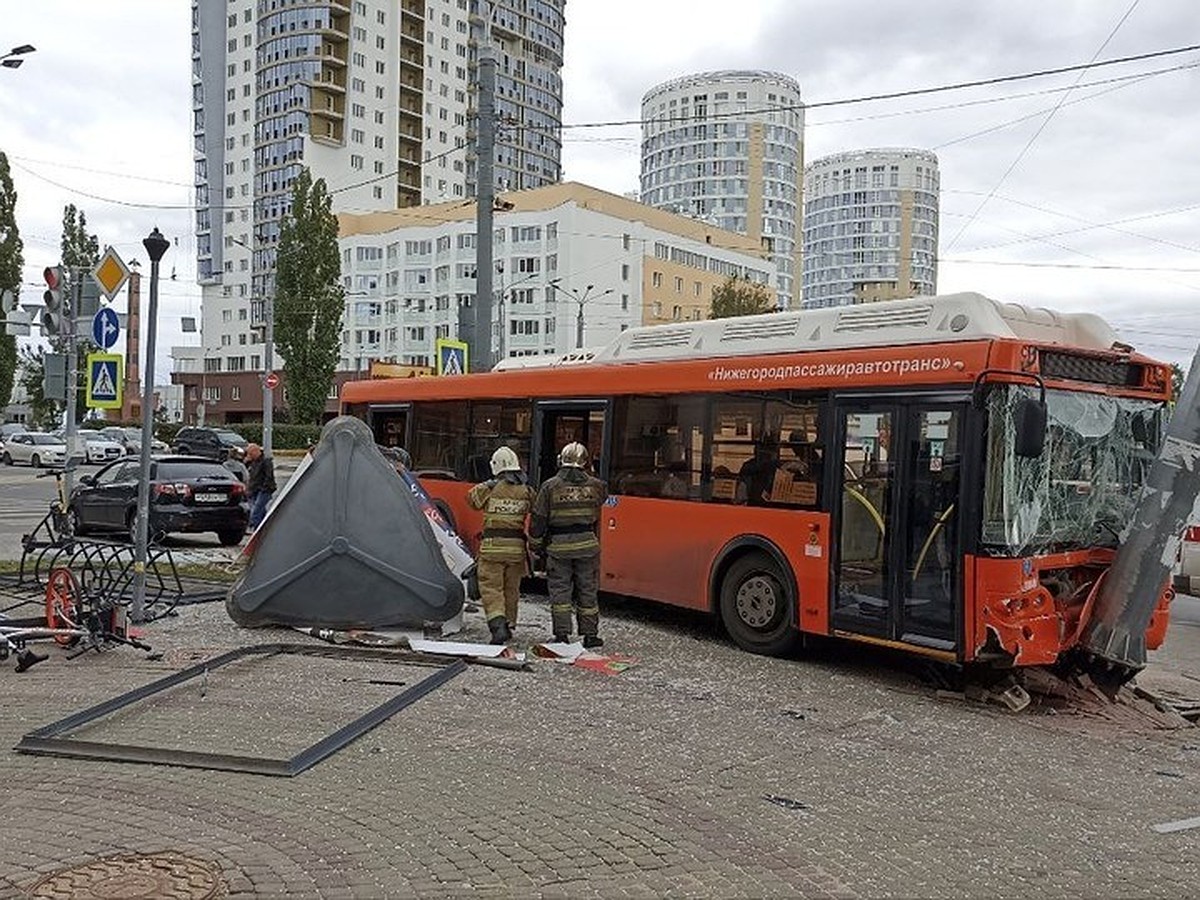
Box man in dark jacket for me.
[223,445,249,484]
[245,442,277,530]
[530,441,608,648]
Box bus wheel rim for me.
[736,575,778,628]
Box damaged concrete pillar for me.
[1081,345,1200,679]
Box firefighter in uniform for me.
[467,446,536,644]
[530,441,609,648]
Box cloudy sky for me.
[2,0,1199,380]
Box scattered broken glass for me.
[981,386,1163,555]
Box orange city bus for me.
[341,292,1175,667]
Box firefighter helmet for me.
[490,446,521,475]
[558,441,589,469]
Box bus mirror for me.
[1013,397,1047,458]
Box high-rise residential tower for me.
[180,0,565,414]
[639,71,803,308]
[801,148,939,308]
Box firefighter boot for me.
[488,617,512,645]
[582,634,604,649]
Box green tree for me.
[0,152,22,412]
[60,204,101,421]
[1171,363,1184,401]
[708,275,777,319]
[274,168,344,425]
[61,203,100,273]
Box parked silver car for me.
[100,426,170,456]
[1,432,67,467]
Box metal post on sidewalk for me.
[63,270,79,503]
[130,227,169,624]
[473,0,497,373]
[263,289,274,459]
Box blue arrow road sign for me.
[92,307,120,349]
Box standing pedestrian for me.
[467,447,535,644]
[530,441,608,648]
[245,442,277,530]
[223,445,249,484]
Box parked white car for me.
[100,426,170,456]
[81,432,125,465]
[1,432,68,468]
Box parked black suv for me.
[69,456,248,546]
[171,426,248,461]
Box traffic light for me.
[41,265,67,335]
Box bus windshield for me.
[982,386,1163,555]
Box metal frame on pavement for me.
[14,643,467,776]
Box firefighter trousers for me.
[546,554,600,638]
[477,559,523,626]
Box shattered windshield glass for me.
[982,386,1162,555]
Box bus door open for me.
[830,397,965,654]
[368,404,411,450]
[531,400,610,486]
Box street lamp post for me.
[0,44,35,69]
[131,227,170,624]
[548,280,615,349]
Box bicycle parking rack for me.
[8,537,228,621]
[14,643,467,776]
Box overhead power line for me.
[943,0,1142,250]
[938,258,1200,273]
[551,42,1200,130]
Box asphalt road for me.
[0,457,299,559]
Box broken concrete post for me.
[1081,345,1200,679]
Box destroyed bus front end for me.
[967,382,1173,671]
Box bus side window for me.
[611,395,705,500]
[410,400,469,479]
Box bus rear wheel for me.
[719,551,801,657]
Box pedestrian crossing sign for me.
[86,352,123,409]
[435,338,469,376]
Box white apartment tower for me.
[185,0,565,404]
[640,71,804,308]
[801,148,940,308]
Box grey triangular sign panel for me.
[226,416,465,629]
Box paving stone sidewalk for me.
[1,591,1199,898]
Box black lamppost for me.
[0,45,35,69]
[130,227,170,623]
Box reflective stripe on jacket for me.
[530,467,608,559]
[468,476,535,562]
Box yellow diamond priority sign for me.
[93,246,131,301]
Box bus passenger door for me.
[531,400,610,486]
[831,403,897,639]
[830,400,964,654]
[368,404,410,449]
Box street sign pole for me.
[131,228,169,624]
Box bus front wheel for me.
[719,551,801,657]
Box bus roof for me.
[587,292,1120,366]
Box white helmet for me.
[490,446,521,475]
[558,441,589,469]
